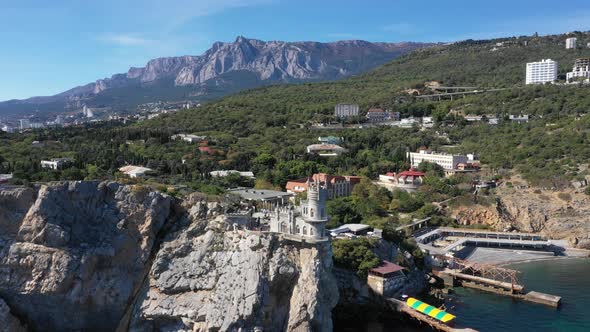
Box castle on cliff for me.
[269,179,329,241]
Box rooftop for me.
[210,170,255,178]
[370,260,405,275]
[307,144,348,151]
[227,188,293,201]
[329,223,371,233]
[118,166,153,174]
[398,169,425,177]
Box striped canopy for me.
[406,297,456,323]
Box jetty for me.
[433,256,561,307]
[386,298,478,332]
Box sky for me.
[1,0,589,101]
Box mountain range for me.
[0,36,430,119]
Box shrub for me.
[332,238,381,278]
[557,192,572,202]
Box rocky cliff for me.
[0,182,172,331]
[0,182,339,331]
[128,206,339,331]
[83,37,427,91]
[452,186,590,248]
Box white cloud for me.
[99,34,156,46]
[382,23,416,35]
[115,0,277,31]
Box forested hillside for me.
[2,32,590,191]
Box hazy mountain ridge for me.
[0,37,430,118]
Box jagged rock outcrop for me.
[129,202,339,332]
[0,37,430,118]
[108,37,427,88]
[453,186,590,247]
[0,182,172,331]
[0,186,37,236]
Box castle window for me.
[310,228,315,236]
[302,226,307,235]
[310,208,314,217]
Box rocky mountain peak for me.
[0,36,432,117]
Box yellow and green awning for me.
[406,297,456,323]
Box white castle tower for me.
[269,179,329,241]
[300,179,328,239]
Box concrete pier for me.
[436,269,561,308]
[523,291,562,307]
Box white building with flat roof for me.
[526,59,558,85]
[210,170,255,178]
[407,151,468,171]
[306,144,348,157]
[335,103,360,119]
[19,119,31,130]
[566,37,577,49]
[171,134,207,143]
[41,158,73,170]
[118,165,153,178]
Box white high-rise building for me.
[83,105,94,118]
[526,59,558,85]
[407,150,468,171]
[334,103,359,119]
[19,119,31,130]
[566,58,590,83]
[566,37,577,49]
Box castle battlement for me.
[269,179,329,240]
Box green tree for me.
[332,238,381,277]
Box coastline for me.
[456,246,590,268]
[498,253,589,268]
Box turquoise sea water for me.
[337,258,590,332]
[446,258,590,332]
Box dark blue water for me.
[447,258,590,332]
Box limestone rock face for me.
[129,212,339,332]
[0,182,172,332]
[0,182,340,331]
[452,186,590,247]
[0,187,36,236]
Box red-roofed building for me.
[378,168,425,192]
[367,261,407,296]
[198,146,214,154]
[365,108,391,122]
[285,173,362,199]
